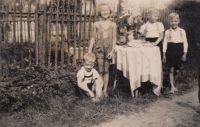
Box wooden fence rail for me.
[0,0,190,80]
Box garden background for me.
[0,0,199,127]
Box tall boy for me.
[163,13,188,94]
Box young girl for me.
[88,3,117,97]
[163,13,188,94]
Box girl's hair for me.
[83,53,96,63]
[168,13,180,21]
[98,3,112,16]
[148,7,159,16]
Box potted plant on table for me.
[118,1,145,43]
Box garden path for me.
[93,87,200,127]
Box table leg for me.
[112,64,118,90]
[134,89,139,98]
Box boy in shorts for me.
[77,53,103,102]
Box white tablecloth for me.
[114,45,162,97]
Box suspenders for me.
[168,29,183,41]
[82,72,93,83]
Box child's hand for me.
[163,56,166,63]
[182,54,187,61]
[106,52,113,59]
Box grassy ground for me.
[0,51,199,127]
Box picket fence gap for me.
[0,0,190,80]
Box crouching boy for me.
[77,53,103,102]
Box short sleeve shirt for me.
[77,67,99,84]
[139,21,164,38]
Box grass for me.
[0,52,199,127]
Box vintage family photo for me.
[0,0,200,126]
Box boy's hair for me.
[148,7,159,16]
[83,53,96,63]
[98,3,112,16]
[168,13,180,21]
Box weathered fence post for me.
[35,0,39,65]
[55,0,60,70]
[67,0,71,65]
[38,0,47,68]
[61,0,66,71]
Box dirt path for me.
[93,88,200,127]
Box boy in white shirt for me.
[139,8,164,95]
[139,7,164,48]
[77,53,103,102]
[163,13,188,94]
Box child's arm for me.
[162,31,168,63]
[88,22,97,53]
[154,31,164,46]
[153,23,164,45]
[77,71,94,97]
[182,30,188,61]
[107,22,117,59]
[139,24,145,36]
[77,77,94,97]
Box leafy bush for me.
[0,64,81,113]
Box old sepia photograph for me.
[0,0,200,126]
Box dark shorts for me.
[166,43,183,71]
[146,37,162,52]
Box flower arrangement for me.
[118,1,144,41]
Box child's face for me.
[170,18,180,29]
[149,13,159,23]
[100,5,110,19]
[83,60,94,72]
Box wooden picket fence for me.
[0,0,190,80]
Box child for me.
[88,3,117,97]
[163,13,188,94]
[77,53,103,102]
[139,7,164,48]
[138,8,164,95]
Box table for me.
[114,45,162,97]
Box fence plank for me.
[83,2,87,56]
[35,0,39,65]
[73,0,77,65]
[20,0,24,68]
[13,0,16,44]
[42,0,47,68]
[78,0,82,60]
[28,0,31,66]
[48,0,53,69]
[5,3,9,78]
[55,0,60,69]
[67,0,70,65]
[61,0,65,71]
[13,0,17,60]
[88,2,92,41]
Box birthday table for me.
[114,44,162,97]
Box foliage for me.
[0,64,80,113]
